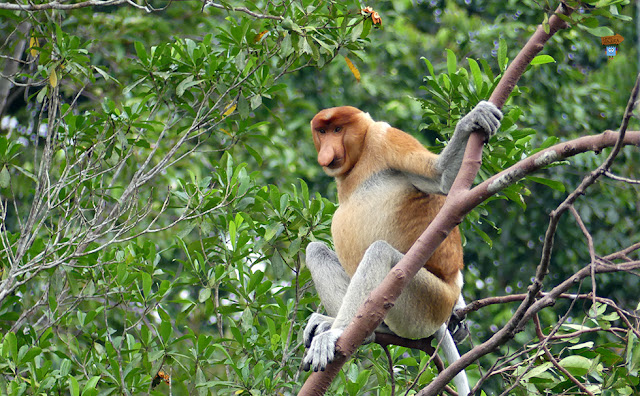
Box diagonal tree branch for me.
[0,0,127,11]
[298,3,578,394]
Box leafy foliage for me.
[0,0,639,395]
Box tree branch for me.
[533,315,596,396]
[298,4,576,395]
[205,2,284,20]
[0,0,127,11]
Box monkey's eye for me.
[317,129,326,134]
[334,127,342,133]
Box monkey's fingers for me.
[303,313,333,348]
[302,328,342,372]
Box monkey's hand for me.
[303,313,334,348]
[455,100,502,142]
[302,328,342,372]
[437,101,503,194]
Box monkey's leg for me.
[331,240,403,329]
[304,242,350,349]
[305,242,350,317]
[303,240,403,371]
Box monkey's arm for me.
[436,101,502,194]
[379,101,501,195]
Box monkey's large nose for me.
[317,146,335,167]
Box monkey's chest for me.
[331,176,438,277]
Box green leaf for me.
[36,86,48,103]
[19,346,41,364]
[69,376,80,396]
[583,26,614,37]
[446,49,456,75]
[3,332,17,360]
[350,22,364,42]
[498,38,507,71]
[580,16,599,28]
[558,356,591,377]
[542,13,550,34]
[241,307,254,331]
[81,376,100,396]
[134,41,148,63]
[626,330,640,376]
[229,219,237,248]
[527,176,565,192]
[300,178,309,203]
[199,287,211,303]
[177,76,201,97]
[116,261,127,285]
[250,94,262,110]
[159,320,172,341]
[422,57,435,77]
[141,272,152,298]
[0,165,9,188]
[521,362,553,381]
[264,223,281,242]
[530,55,556,65]
[468,58,482,93]
[281,33,293,57]
[237,95,249,119]
[196,367,207,396]
[244,143,263,166]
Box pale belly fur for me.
[332,173,426,277]
[330,173,462,338]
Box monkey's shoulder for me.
[348,167,441,198]
[366,122,428,152]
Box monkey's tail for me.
[435,325,470,396]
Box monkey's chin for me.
[322,165,345,177]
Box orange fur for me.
[311,106,463,324]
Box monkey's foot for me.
[302,328,342,372]
[448,311,469,344]
[303,313,333,348]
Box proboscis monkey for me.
[303,101,502,395]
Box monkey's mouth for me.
[326,158,344,169]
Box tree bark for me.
[298,3,577,395]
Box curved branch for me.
[0,0,127,11]
[205,2,284,20]
[298,4,576,395]
[420,78,640,394]
[533,315,596,396]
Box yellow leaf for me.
[49,68,58,88]
[222,104,236,116]
[344,56,360,82]
[254,30,269,43]
[29,37,39,57]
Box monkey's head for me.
[310,106,371,177]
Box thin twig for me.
[569,205,598,307]
[382,344,396,396]
[533,315,596,396]
[604,170,640,184]
[205,2,283,20]
[0,0,127,11]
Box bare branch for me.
[0,0,127,11]
[604,170,640,184]
[205,1,284,20]
[533,315,596,396]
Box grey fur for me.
[436,100,502,194]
